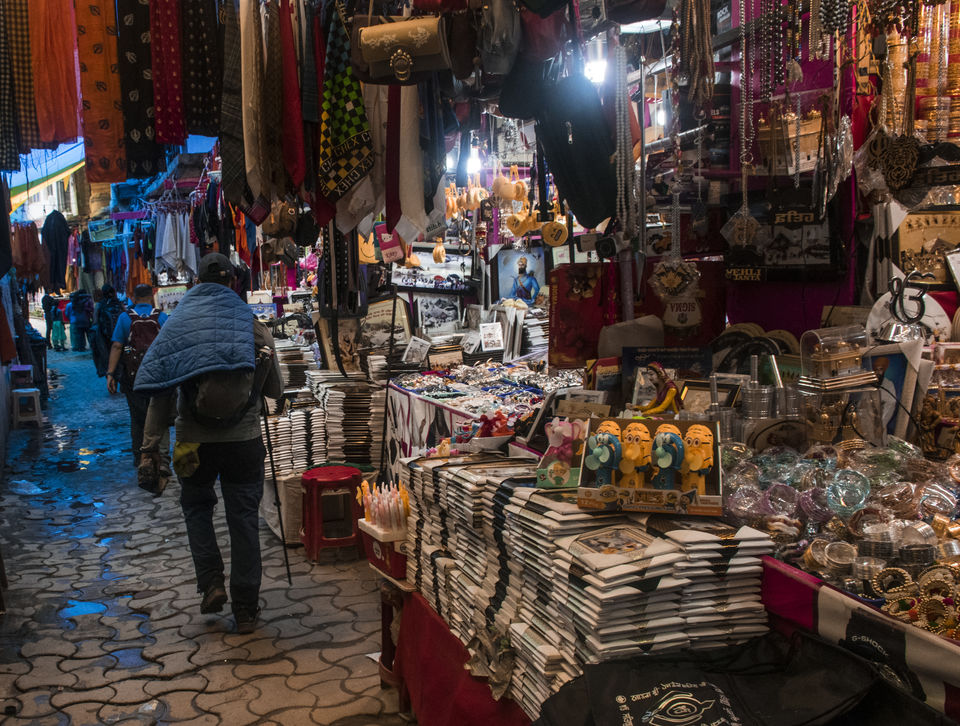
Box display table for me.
[762,556,960,720]
[393,592,531,726]
[382,559,960,724]
[386,384,478,475]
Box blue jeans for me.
[69,324,91,351]
[180,438,266,612]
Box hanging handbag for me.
[478,0,521,74]
[352,0,452,85]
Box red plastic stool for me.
[300,465,366,561]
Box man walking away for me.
[135,254,282,634]
[93,284,126,377]
[64,289,94,351]
[106,284,170,476]
[41,292,57,349]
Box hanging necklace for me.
[733,0,759,246]
[614,40,637,238]
[883,36,921,190]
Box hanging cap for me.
[198,253,235,283]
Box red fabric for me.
[280,0,306,189]
[760,555,821,635]
[395,593,531,726]
[385,85,402,233]
[150,0,187,144]
[29,0,81,145]
[0,304,16,365]
[930,291,959,325]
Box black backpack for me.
[182,349,274,428]
[121,310,162,387]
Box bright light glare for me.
[657,110,666,125]
[467,149,481,175]
[584,59,607,84]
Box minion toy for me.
[585,421,623,487]
[681,424,715,497]
[651,424,685,490]
[618,422,652,488]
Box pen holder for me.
[358,519,409,580]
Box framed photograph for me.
[679,379,741,414]
[402,336,432,365]
[479,322,505,351]
[317,317,362,372]
[359,297,412,351]
[416,294,461,336]
[862,341,923,438]
[496,246,546,304]
[391,252,472,291]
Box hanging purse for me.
[352,0,452,85]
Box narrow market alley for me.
[0,352,404,725]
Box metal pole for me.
[262,402,293,585]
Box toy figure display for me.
[578,418,722,516]
[537,418,587,488]
[639,362,683,415]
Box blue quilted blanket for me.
[133,283,255,393]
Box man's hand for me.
[107,374,117,395]
[138,451,162,495]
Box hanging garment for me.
[262,0,286,197]
[180,0,221,136]
[150,0,187,144]
[220,0,247,206]
[0,0,19,171]
[317,0,373,202]
[77,0,127,183]
[0,178,12,280]
[30,0,81,145]
[41,210,71,292]
[300,0,320,123]
[117,0,166,179]
[240,0,266,201]
[280,0,306,189]
[12,223,46,279]
[6,0,41,153]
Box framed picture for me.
[317,317,362,372]
[359,297,412,351]
[496,246,546,304]
[862,341,923,438]
[402,336,432,364]
[479,322,505,351]
[679,379,741,413]
[416,294,461,336]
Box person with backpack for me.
[106,283,170,473]
[134,253,282,634]
[64,289,94,351]
[92,284,126,377]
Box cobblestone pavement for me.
[0,350,406,725]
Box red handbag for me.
[519,6,570,60]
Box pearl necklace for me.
[614,41,637,238]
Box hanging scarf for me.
[6,0,41,154]
[180,0,221,136]
[317,0,373,202]
[281,0,306,189]
[239,0,266,201]
[150,0,187,144]
[77,0,127,183]
[0,1,19,171]
[262,0,286,196]
[219,0,248,206]
[117,0,166,178]
[29,0,81,145]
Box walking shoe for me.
[200,581,228,614]
[234,606,261,634]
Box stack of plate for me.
[314,381,386,466]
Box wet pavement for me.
[0,350,406,725]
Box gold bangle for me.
[872,567,913,600]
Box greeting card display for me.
[577,417,722,516]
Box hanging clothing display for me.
[0,178,12,280]
[317,0,373,202]
[117,0,166,179]
[11,223,46,280]
[6,0,41,154]
[180,0,221,136]
[262,0,286,197]
[240,0,267,201]
[150,0,187,145]
[41,210,70,292]
[76,0,127,183]
[280,0,307,189]
[30,0,81,145]
[0,0,19,171]
[155,209,198,279]
[300,0,320,124]
[219,0,247,206]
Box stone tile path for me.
[0,351,406,725]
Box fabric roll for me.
[219,0,248,206]
[0,0,19,171]
[280,0,306,189]
[30,0,81,145]
[263,0,285,197]
[150,0,187,144]
[180,0,221,136]
[317,0,373,202]
[6,0,41,153]
[77,0,127,183]
[117,0,166,178]
[239,0,266,201]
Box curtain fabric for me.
[150,0,187,144]
[117,0,166,178]
[30,0,81,145]
[77,0,127,183]
[6,0,41,154]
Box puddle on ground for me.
[59,599,107,618]
[7,480,42,495]
[56,461,81,473]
